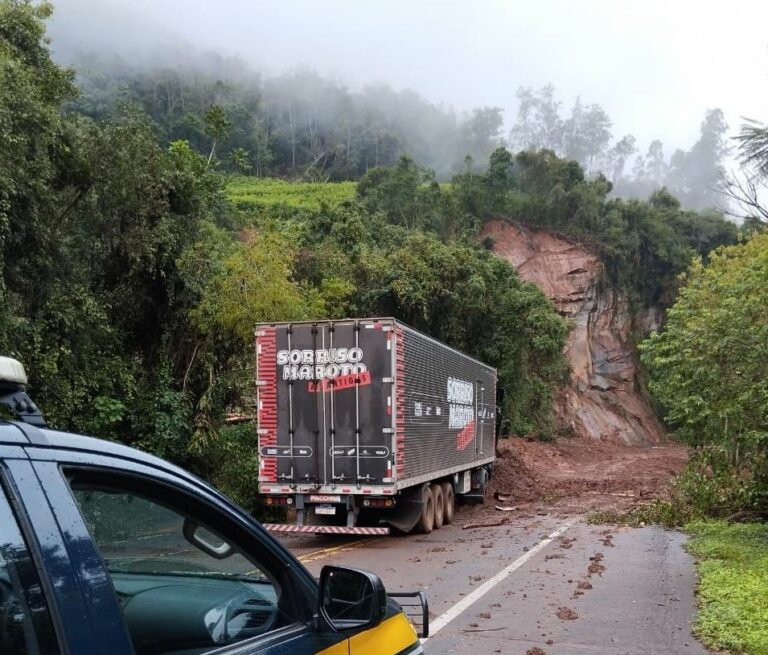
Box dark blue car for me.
[0,357,426,655]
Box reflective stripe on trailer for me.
[263,524,390,535]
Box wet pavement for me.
[277,512,708,655]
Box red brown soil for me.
[480,220,666,445]
[556,607,579,620]
[456,436,689,523]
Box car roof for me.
[0,421,200,485]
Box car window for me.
[67,478,300,655]
[0,480,60,655]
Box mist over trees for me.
[66,53,505,181]
[508,85,731,211]
[53,35,731,212]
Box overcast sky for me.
[48,0,768,156]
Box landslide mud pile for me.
[481,220,665,445]
[460,437,690,520]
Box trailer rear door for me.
[258,320,394,488]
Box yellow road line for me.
[298,538,380,563]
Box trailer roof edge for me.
[254,317,497,375]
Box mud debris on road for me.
[452,436,689,530]
[587,552,606,576]
[555,606,579,620]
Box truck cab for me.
[0,356,427,655]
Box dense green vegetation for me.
[448,148,737,307]
[227,177,355,211]
[0,1,744,515]
[687,521,768,654]
[641,232,768,516]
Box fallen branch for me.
[462,517,511,529]
[586,491,636,497]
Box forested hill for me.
[56,33,732,211]
[0,1,743,514]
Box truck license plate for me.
[315,505,336,516]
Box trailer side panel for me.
[396,323,497,484]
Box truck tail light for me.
[265,496,293,506]
[362,498,396,508]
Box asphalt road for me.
[277,513,708,655]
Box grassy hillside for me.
[226,177,356,210]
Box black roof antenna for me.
[0,357,46,427]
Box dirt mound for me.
[457,437,689,523]
[489,438,547,502]
[480,220,666,445]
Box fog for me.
[47,0,768,156]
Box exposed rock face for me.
[481,220,665,445]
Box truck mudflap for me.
[263,524,390,535]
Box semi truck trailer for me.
[255,318,497,535]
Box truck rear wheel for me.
[441,482,455,524]
[416,484,434,534]
[432,484,444,529]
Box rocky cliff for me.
[481,220,666,445]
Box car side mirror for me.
[318,565,387,632]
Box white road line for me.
[423,519,576,643]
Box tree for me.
[0,0,77,302]
[666,109,730,210]
[459,106,504,166]
[509,85,563,152]
[719,118,768,223]
[606,134,637,184]
[356,156,445,231]
[485,147,514,213]
[562,98,612,174]
[641,233,768,511]
[646,140,667,185]
[736,118,768,177]
[188,229,324,345]
[203,105,232,165]
[719,168,768,223]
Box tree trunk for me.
[207,139,216,166]
[288,104,296,171]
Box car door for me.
[2,450,125,655]
[0,457,63,655]
[26,448,349,655]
